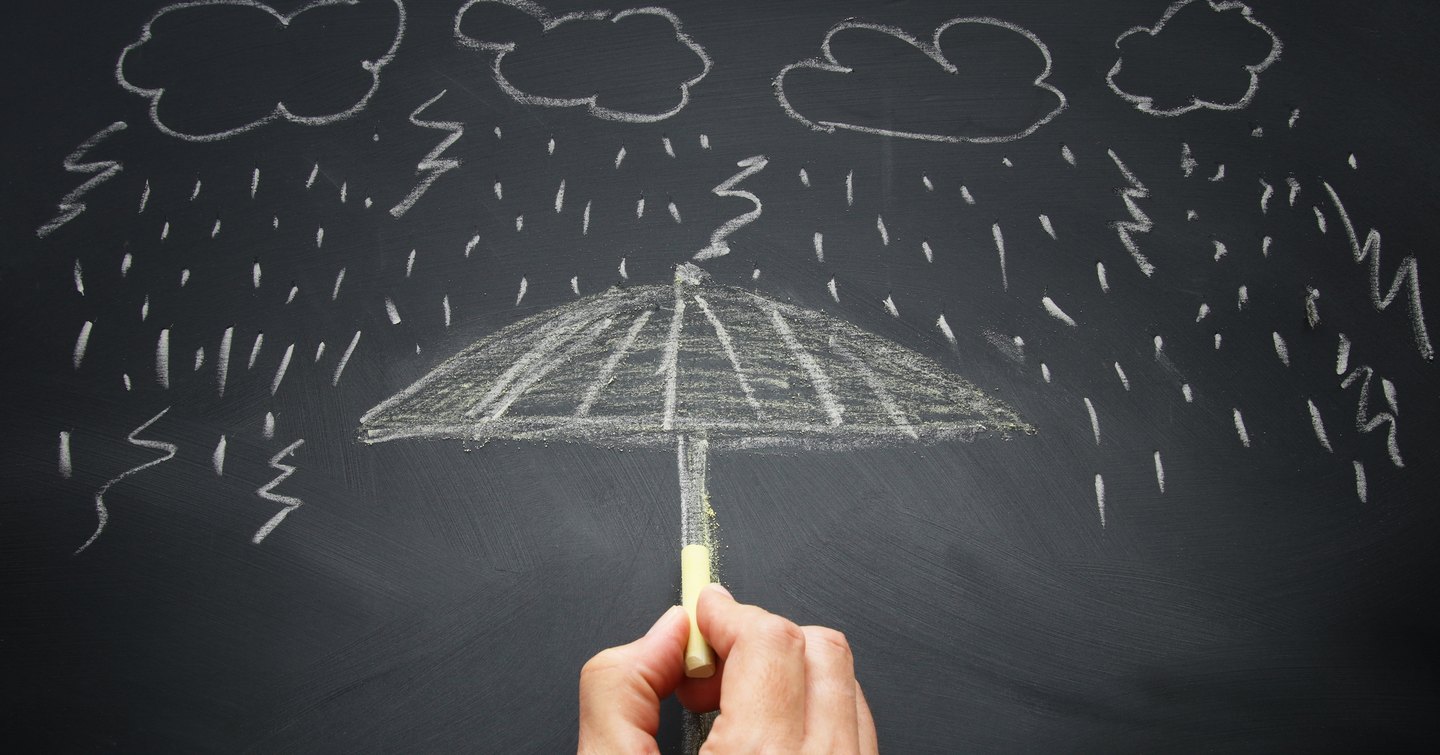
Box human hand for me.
[577,584,879,754]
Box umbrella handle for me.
[678,432,715,678]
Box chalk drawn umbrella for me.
[359,263,1031,668]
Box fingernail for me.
[646,605,684,637]
[705,583,733,599]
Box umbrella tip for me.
[674,262,709,287]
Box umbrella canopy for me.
[360,264,1031,452]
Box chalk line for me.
[884,295,899,318]
[1114,362,1130,391]
[961,186,975,205]
[1307,399,1333,452]
[694,156,769,260]
[59,432,73,478]
[390,90,464,218]
[1040,214,1056,240]
[921,241,933,263]
[661,295,687,430]
[253,439,305,544]
[1153,451,1165,493]
[1042,296,1076,327]
[1084,397,1101,444]
[1097,262,1110,293]
[1353,460,1367,503]
[37,121,128,239]
[1341,366,1404,468]
[74,321,93,369]
[248,333,263,369]
[1062,144,1076,165]
[876,215,889,246]
[213,435,226,475]
[516,277,528,306]
[814,232,824,262]
[936,314,957,345]
[263,412,275,439]
[75,407,176,555]
[992,223,1008,290]
[1272,331,1290,366]
[156,328,170,389]
[333,331,361,386]
[384,297,402,325]
[1181,143,1196,177]
[1336,333,1351,375]
[770,308,843,426]
[1233,408,1251,447]
[576,310,653,417]
[1095,474,1106,528]
[695,295,765,419]
[1107,149,1156,276]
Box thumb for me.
[578,605,690,754]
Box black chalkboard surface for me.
[4,0,1438,751]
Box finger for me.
[695,585,807,748]
[577,605,689,754]
[675,655,723,712]
[855,681,880,755]
[800,626,858,753]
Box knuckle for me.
[804,626,852,659]
[752,614,806,650]
[579,647,624,681]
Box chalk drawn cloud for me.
[774,17,1067,144]
[1106,0,1281,116]
[453,0,710,123]
[117,0,406,142]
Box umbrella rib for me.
[574,309,654,417]
[463,303,619,419]
[829,337,918,439]
[659,294,687,431]
[767,307,844,426]
[693,294,766,421]
[484,316,618,421]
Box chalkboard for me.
[5,0,1438,751]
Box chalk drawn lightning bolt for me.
[1107,148,1156,277]
[252,439,305,544]
[75,406,176,554]
[693,155,769,261]
[389,91,464,218]
[1323,182,1432,361]
[37,121,128,239]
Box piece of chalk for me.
[681,543,715,678]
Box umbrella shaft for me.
[678,432,710,548]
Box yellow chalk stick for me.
[681,543,715,678]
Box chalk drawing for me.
[1232,408,1251,447]
[314,342,325,363]
[73,321,93,369]
[992,223,1009,290]
[1196,303,1210,322]
[883,295,899,318]
[385,297,402,325]
[333,331,362,386]
[1287,176,1300,206]
[1322,182,1433,360]
[1106,0,1282,116]
[190,177,202,201]
[1153,451,1165,493]
[263,412,276,439]
[253,439,305,544]
[827,278,838,302]
[122,253,133,277]
[1262,236,1272,257]
[1041,363,1051,383]
[663,136,675,158]
[1353,460,1367,503]
[248,333,264,370]
[1238,285,1249,309]
[636,196,645,219]
[1114,362,1130,391]
[1042,296,1077,327]
[615,146,627,169]
[1307,399,1333,452]
[700,134,710,149]
[694,156,769,261]
[444,295,453,326]
[775,17,1067,143]
[156,329,171,389]
[921,241,933,263]
[59,432,73,478]
[1213,240,1228,261]
[1288,108,1300,128]
[1181,143,1197,177]
[1305,287,1321,328]
[1084,397,1101,445]
[454,1,711,122]
[1182,384,1193,402]
[213,435,227,475]
[1107,149,1157,276]
[876,216,889,246]
[1341,366,1404,468]
[75,407,177,554]
[1039,214,1056,240]
[845,170,853,206]
[271,344,295,395]
[922,175,934,191]
[1097,262,1110,293]
[1312,206,1327,233]
[1094,474,1106,527]
[1272,331,1290,366]
[1348,153,1357,170]
[36,121,127,238]
[117,0,406,141]
[1259,178,1273,213]
[1061,144,1076,165]
[332,268,346,300]
[194,347,205,371]
[389,90,464,218]
[936,314,957,346]
[138,181,150,213]
[1208,164,1225,182]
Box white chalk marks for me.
[454,1,710,122]
[360,264,1030,451]
[75,408,178,554]
[252,439,305,544]
[1106,0,1282,116]
[73,321,94,369]
[1232,408,1251,447]
[1107,149,1157,276]
[36,121,128,238]
[1042,296,1077,327]
[693,156,768,261]
[1094,474,1106,528]
[118,0,406,141]
[59,432,73,478]
[775,17,1066,143]
[1322,182,1432,360]
[389,90,464,217]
